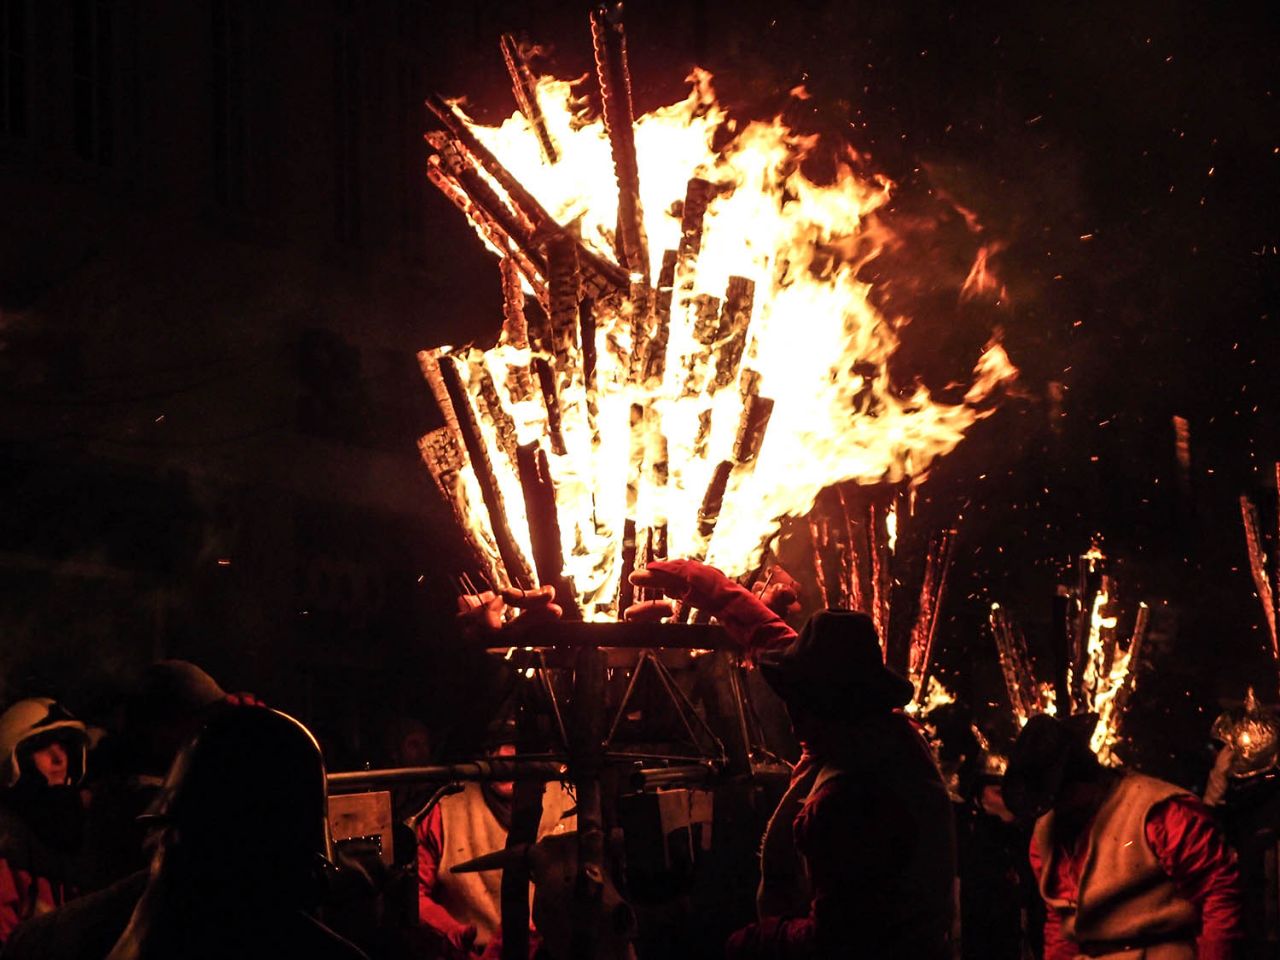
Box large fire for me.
[419,16,1017,620]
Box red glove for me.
[628,559,796,658]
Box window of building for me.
[1,0,27,139]
[72,0,114,165]
[212,0,250,208]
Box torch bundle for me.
[418,5,1017,622]
[991,544,1151,764]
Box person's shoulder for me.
[1121,771,1195,805]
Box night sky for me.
[2,0,1278,781]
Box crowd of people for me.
[0,558,1276,958]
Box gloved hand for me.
[455,924,478,956]
[626,559,796,657]
[457,585,563,634]
[627,559,746,612]
[752,564,801,618]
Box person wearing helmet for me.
[100,704,366,960]
[0,697,91,946]
[1004,713,1243,960]
[628,559,956,960]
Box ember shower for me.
[417,7,1017,621]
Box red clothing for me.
[0,857,73,945]
[0,796,82,947]
[416,805,476,952]
[1029,795,1242,960]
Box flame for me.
[1082,585,1128,764]
[1037,682,1058,717]
[906,675,957,716]
[429,68,1017,616]
[959,242,1009,304]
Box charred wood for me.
[516,442,581,619]
[589,3,648,284]
[501,33,558,164]
[532,356,568,456]
[712,277,755,392]
[425,351,535,589]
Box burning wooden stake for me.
[867,501,892,652]
[1241,494,1279,657]
[907,530,954,700]
[418,427,503,588]
[422,351,535,590]
[590,2,648,284]
[989,603,1041,726]
[636,249,676,386]
[516,442,581,619]
[426,95,628,300]
[500,34,558,164]
[427,137,549,300]
[1109,602,1150,722]
[713,278,755,392]
[532,358,568,457]
[545,235,585,394]
[834,485,866,613]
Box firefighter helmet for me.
[0,697,90,789]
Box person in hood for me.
[1004,713,1243,960]
[629,559,957,960]
[0,697,91,946]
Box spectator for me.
[0,698,91,947]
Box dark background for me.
[1,0,1276,783]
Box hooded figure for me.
[0,697,90,945]
[102,704,366,960]
[628,560,956,960]
[1005,714,1243,960]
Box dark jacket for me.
[0,790,85,946]
[0,869,146,960]
[727,712,957,959]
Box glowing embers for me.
[418,15,1016,619]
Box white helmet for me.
[0,697,90,788]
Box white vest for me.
[435,782,576,947]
